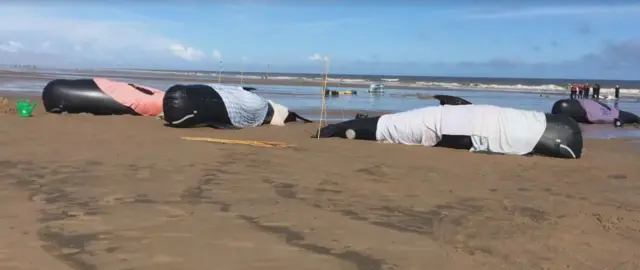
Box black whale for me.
[551,99,639,125]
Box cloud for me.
[464,4,640,19]
[212,49,222,60]
[0,5,208,65]
[0,40,24,52]
[445,39,640,79]
[308,54,322,61]
[577,39,640,68]
[577,23,593,35]
[308,53,328,61]
[40,41,50,50]
[338,39,640,79]
[170,44,206,61]
[286,17,373,31]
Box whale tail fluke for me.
[433,95,472,106]
[286,111,313,123]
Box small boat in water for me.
[368,83,385,93]
[325,89,357,96]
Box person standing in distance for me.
[592,83,601,99]
[583,84,590,99]
[615,85,621,99]
[578,84,584,98]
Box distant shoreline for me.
[33,66,640,84]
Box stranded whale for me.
[317,102,582,159]
[162,83,312,129]
[42,78,165,116]
[551,99,640,126]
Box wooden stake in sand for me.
[218,60,223,83]
[182,137,293,148]
[240,57,245,86]
[316,57,331,139]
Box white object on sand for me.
[345,129,356,139]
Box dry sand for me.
[1,96,640,270]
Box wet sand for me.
[2,96,640,270]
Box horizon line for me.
[2,65,635,83]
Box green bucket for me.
[15,99,37,117]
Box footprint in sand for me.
[155,205,190,218]
[115,230,144,237]
[99,194,127,205]
[99,194,146,205]
[209,240,256,248]
[159,232,193,238]
[116,253,144,260]
[135,170,151,179]
[151,254,183,263]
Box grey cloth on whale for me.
[207,83,269,128]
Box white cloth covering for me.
[375,106,443,146]
[440,105,547,155]
[375,104,547,155]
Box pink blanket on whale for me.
[93,78,165,116]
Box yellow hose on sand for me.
[181,137,293,148]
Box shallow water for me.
[580,125,640,139]
[252,84,640,116]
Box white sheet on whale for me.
[440,104,546,155]
[375,104,547,155]
[207,83,269,128]
[375,106,443,146]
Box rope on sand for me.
[181,136,294,148]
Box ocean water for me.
[250,84,640,115]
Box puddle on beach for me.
[580,125,640,139]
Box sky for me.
[0,0,639,80]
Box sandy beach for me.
[1,93,640,270]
